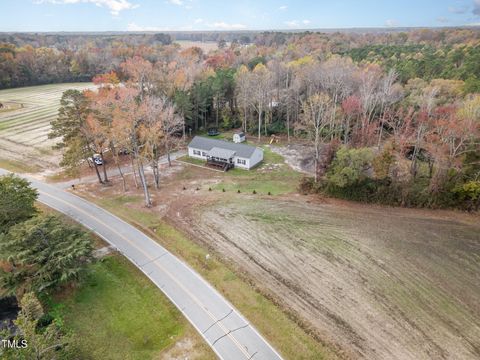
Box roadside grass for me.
[0,158,42,173]
[50,255,214,360]
[94,195,337,360]
[46,171,72,182]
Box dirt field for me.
[169,193,480,359]
[0,83,94,170]
[175,40,223,52]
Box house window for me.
[237,158,246,165]
[202,151,207,156]
[193,150,201,155]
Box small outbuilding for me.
[188,136,263,170]
[233,131,246,143]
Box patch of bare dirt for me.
[271,144,315,174]
[157,335,213,360]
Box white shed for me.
[233,132,246,143]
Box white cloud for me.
[34,0,138,15]
[285,20,299,28]
[436,16,450,23]
[194,18,203,24]
[206,21,247,30]
[167,0,192,9]
[279,5,287,11]
[127,22,170,31]
[284,19,311,28]
[448,5,468,14]
[384,19,399,27]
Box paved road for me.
[0,168,283,360]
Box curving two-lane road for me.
[0,169,282,360]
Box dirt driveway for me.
[169,193,480,360]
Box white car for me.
[91,154,103,166]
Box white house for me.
[233,132,246,143]
[188,136,263,170]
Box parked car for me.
[91,154,103,166]
[207,127,220,136]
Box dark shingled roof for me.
[189,136,259,158]
[208,147,236,159]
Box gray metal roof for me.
[208,147,236,159]
[189,136,259,158]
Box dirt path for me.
[167,192,480,360]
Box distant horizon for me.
[1,0,480,32]
[1,24,480,35]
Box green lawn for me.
[213,146,301,195]
[176,155,206,166]
[50,255,213,360]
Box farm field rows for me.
[0,83,94,170]
[173,196,480,359]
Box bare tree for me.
[301,93,333,182]
[249,64,272,140]
[319,56,356,139]
[377,69,401,148]
[235,65,250,132]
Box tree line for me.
[2,28,480,89]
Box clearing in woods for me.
[0,83,94,170]
[171,194,480,360]
[175,40,224,52]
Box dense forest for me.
[1,28,480,209]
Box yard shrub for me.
[453,180,480,211]
[325,146,374,188]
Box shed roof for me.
[189,136,259,158]
[208,147,236,159]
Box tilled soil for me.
[0,83,94,171]
[170,195,480,360]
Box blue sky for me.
[1,0,480,32]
